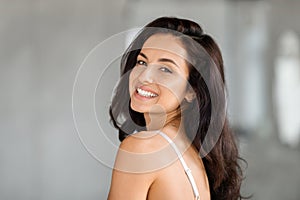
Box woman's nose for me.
[138,65,155,83]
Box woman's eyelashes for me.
[136,60,173,74]
[136,60,147,66]
[159,66,172,73]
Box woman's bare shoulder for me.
[114,131,171,174]
[109,131,162,200]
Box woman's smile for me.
[136,86,159,98]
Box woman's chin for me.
[130,102,148,114]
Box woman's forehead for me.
[141,34,187,60]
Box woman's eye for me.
[137,60,147,66]
[160,67,172,73]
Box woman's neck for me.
[144,107,182,131]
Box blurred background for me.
[1,0,300,199]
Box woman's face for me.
[129,33,192,114]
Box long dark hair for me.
[110,17,246,200]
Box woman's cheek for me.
[129,68,139,95]
[130,67,139,80]
[162,78,187,100]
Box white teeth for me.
[137,88,158,98]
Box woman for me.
[108,17,245,200]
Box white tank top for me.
[157,130,200,200]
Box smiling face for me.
[129,34,192,116]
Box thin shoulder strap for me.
[157,131,200,200]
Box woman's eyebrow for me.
[138,52,179,68]
[158,58,179,68]
[138,52,148,60]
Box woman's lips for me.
[134,85,159,99]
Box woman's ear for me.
[184,89,196,103]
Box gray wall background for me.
[1,0,300,199]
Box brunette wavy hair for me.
[109,16,246,200]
